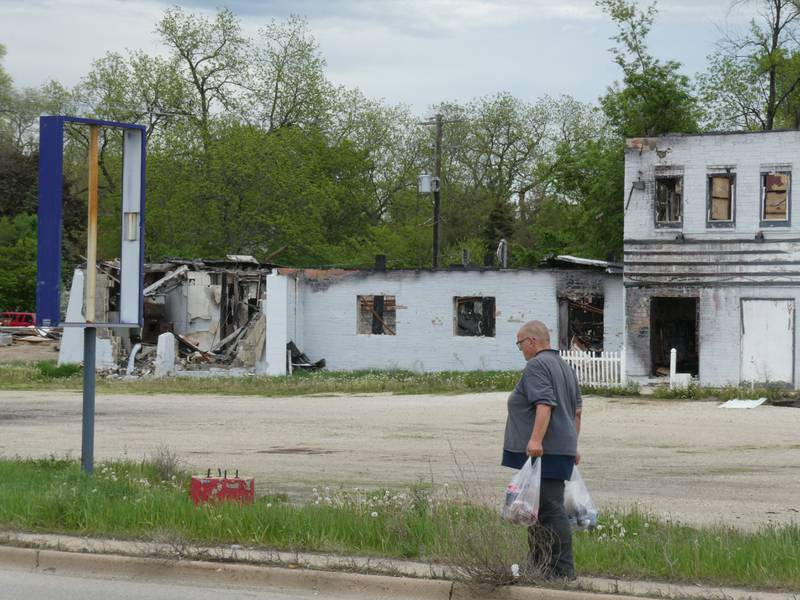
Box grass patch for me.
[0,362,641,398]
[0,457,797,590]
[36,361,81,379]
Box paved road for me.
[0,565,330,600]
[1,390,799,528]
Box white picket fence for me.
[560,350,625,387]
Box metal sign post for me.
[81,125,99,474]
[37,116,146,476]
[81,327,96,473]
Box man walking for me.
[503,320,582,580]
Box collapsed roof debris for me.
[58,255,292,377]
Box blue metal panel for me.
[62,116,146,133]
[36,116,65,327]
[36,115,147,328]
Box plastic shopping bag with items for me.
[502,457,541,526]
[565,466,598,530]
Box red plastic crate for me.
[190,475,254,505]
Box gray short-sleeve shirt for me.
[503,349,581,455]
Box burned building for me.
[59,254,623,376]
[624,130,800,387]
[262,258,623,375]
[59,256,272,371]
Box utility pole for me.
[420,113,463,268]
[432,113,443,268]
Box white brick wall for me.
[698,286,800,386]
[623,131,800,387]
[603,277,625,353]
[625,131,800,239]
[273,269,623,372]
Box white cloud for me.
[0,0,760,114]
[0,0,170,89]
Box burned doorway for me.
[558,297,604,352]
[650,297,698,376]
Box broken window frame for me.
[706,173,735,227]
[557,296,604,353]
[760,171,791,226]
[357,295,396,335]
[654,175,683,228]
[453,296,496,337]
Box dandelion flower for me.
[371,511,378,518]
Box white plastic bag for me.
[565,466,598,530]
[502,457,541,526]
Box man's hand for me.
[526,438,543,457]
[575,450,581,465]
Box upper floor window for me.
[655,176,683,227]
[707,174,735,226]
[761,171,791,225]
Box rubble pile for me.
[0,326,61,348]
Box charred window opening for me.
[358,295,396,335]
[454,296,496,337]
[761,172,790,223]
[707,174,735,223]
[558,297,604,352]
[655,176,683,226]
[219,272,263,340]
[650,297,698,377]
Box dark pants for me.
[527,478,574,579]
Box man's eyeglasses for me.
[516,336,534,349]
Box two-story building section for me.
[624,130,800,388]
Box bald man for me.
[503,320,582,580]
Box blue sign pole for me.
[81,327,96,473]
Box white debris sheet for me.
[718,398,767,409]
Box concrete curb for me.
[0,545,451,599]
[0,545,648,600]
[0,532,795,600]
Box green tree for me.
[597,0,700,137]
[0,214,37,311]
[0,145,37,219]
[244,15,332,132]
[482,198,515,255]
[79,51,189,141]
[146,121,375,263]
[0,44,13,129]
[328,88,425,225]
[699,0,800,130]
[157,7,247,152]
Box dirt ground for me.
[0,389,798,530]
[0,341,59,363]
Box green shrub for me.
[36,361,81,379]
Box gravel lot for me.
[1,390,798,530]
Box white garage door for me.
[741,299,794,385]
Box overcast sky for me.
[0,0,753,114]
